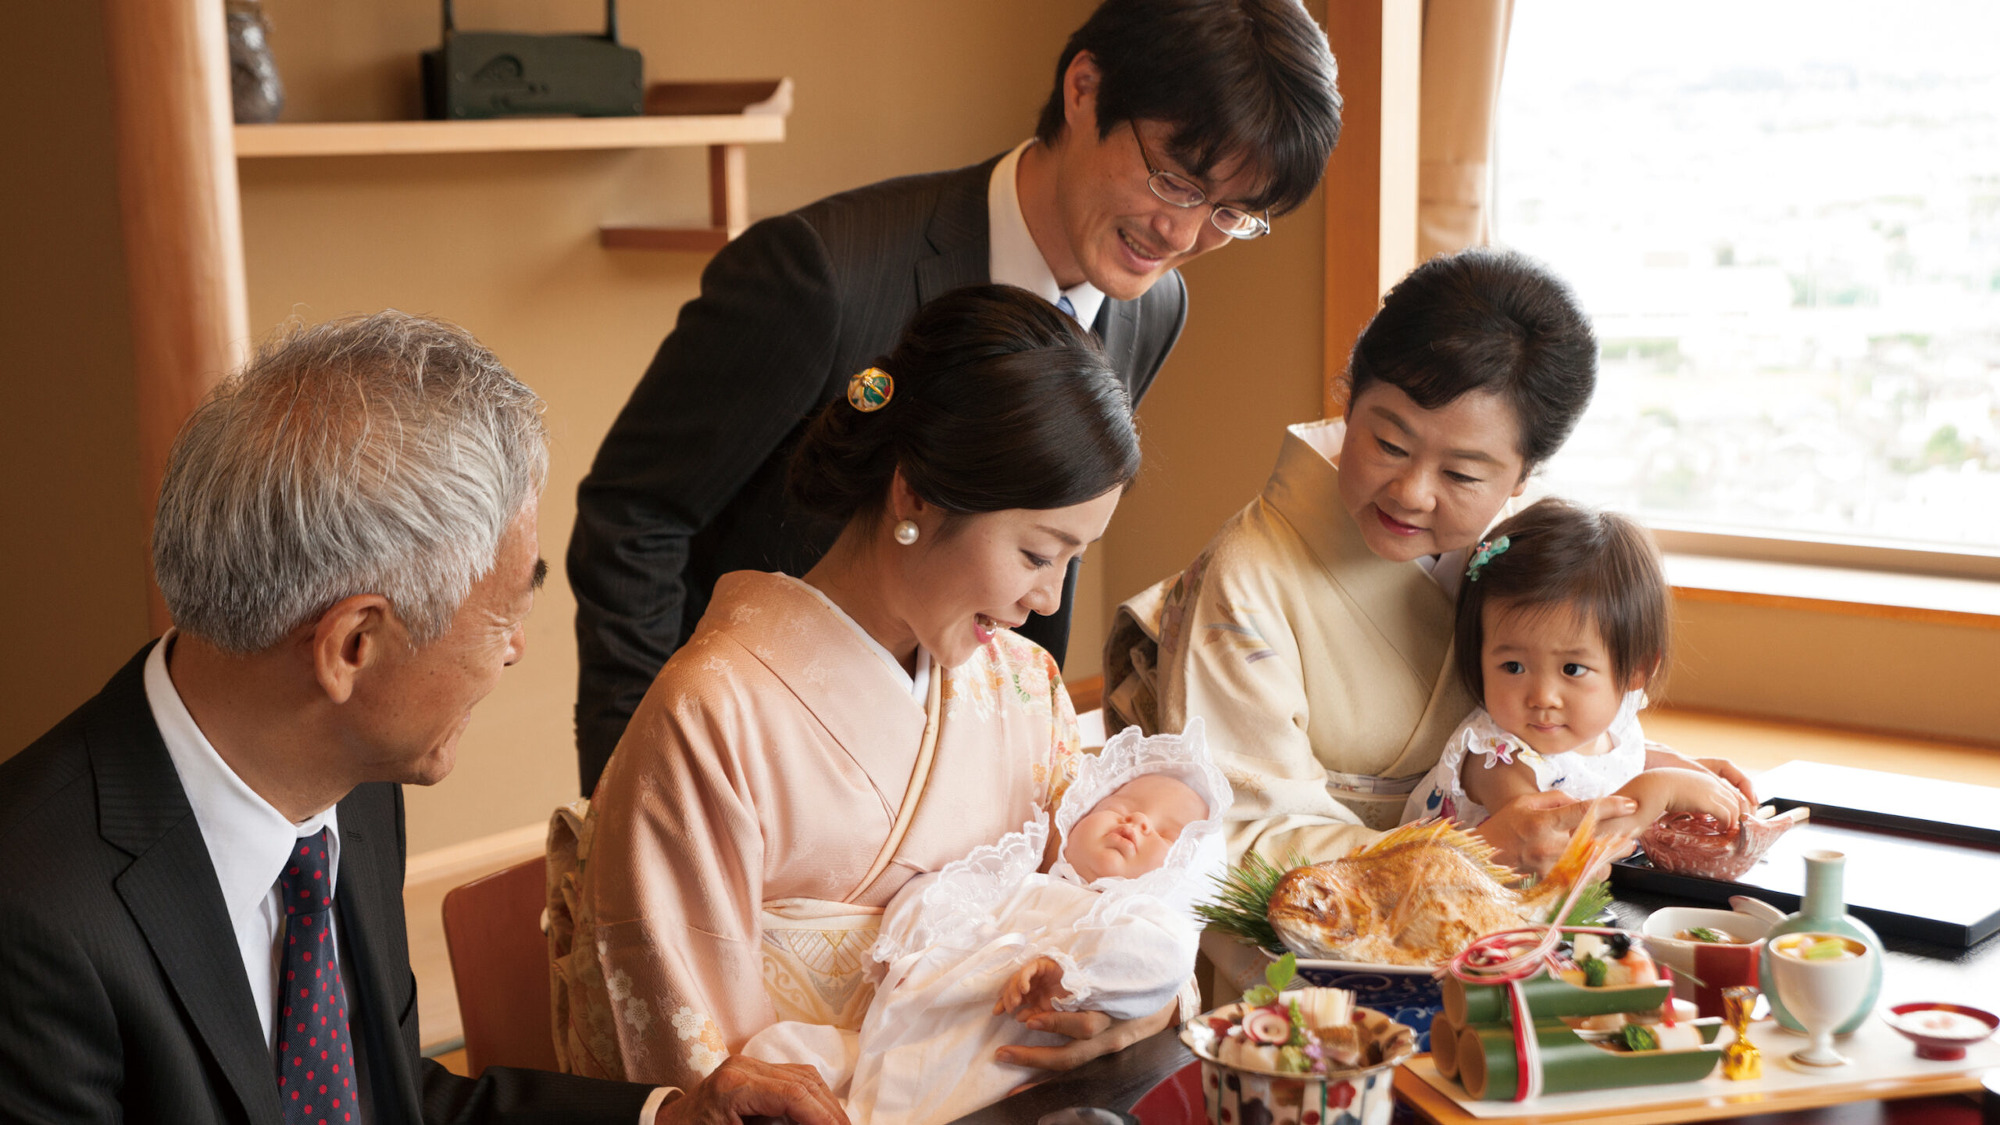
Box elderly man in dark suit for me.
[569,0,1346,796]
[0,314,845,1125]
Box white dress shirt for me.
[144,634,344,1057]
[989,139,1106,329]
[144,634,671,1123]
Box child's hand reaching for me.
[1609,767,1754,834]
[997,956,1072,1020]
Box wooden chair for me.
[1066,672,1105,716]
[440,856,558,1077]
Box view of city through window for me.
[1496,1,2000,551]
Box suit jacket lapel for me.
[916,158,999,305]
[333,788,421,1125]
[93,645,284,1125]
[1094,297,1143,389]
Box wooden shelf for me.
[232,87,790,250]
[233,114,784,158]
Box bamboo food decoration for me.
[1442,926,1725,1101]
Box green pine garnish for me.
[1196,851,1312,953]
[1561,880,1615,927]
[1687,927,1727,944]
[1581,955,1608,988]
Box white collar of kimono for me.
[787,575,932,703]
[1049,717,1233,909]
[1288,418,1471,599]
[989,139,1106,331]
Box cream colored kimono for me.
[1105,420,1476,865]
[549,571,1079,1089]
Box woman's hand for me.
[993,995,1176,1072]
[1473,789,1638,876]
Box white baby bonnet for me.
[871,718,1233,964]
[1049,717,1234,935]
[1048,716,1232,892]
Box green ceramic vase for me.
[1758,849,1882,1033]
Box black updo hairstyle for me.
[1452,497,1671,704]
[788,284,1141,530]
[1347,247,1598,474]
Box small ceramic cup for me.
[1767,932,1877,1069]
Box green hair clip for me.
[1465,535,1511,581]
[846,367,894,412]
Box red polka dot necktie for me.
[275,828,357,1125]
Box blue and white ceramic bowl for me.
[1271,951,1444,1053]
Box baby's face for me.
[1062,774,1208,883]
[1480,599,1632,758]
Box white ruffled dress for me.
[1399,691,1649,828]
[742,720,1233,1125]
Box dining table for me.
[949,890,2000,1125]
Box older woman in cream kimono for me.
[1106,250,1626,876]
[550,286,1160,1091]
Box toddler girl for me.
[1402,498,1754,832]
[743,720,1232,1125]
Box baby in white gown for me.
[742,720,1232,1125]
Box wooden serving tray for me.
[1396,1014,1999,1123]
[1611,762,2000,947]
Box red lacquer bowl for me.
[1883,1002,1998,1061]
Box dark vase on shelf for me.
[226,0,284,124]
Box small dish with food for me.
[1641,907,1773,1019]
[1882,1002,1998,1061]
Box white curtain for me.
[1418,0,1514,260]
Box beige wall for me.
[241,0,1100,852]
[1668,601,2000,747]
[0,0,152,756]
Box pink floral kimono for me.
[548,571,1080,1090]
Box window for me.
[1496,1,2000,556]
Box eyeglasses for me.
[1132,128,1271,241]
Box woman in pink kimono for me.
[550,285,1160,1091]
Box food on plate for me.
[1554,933,1662,989]
[1565,995,1697,1035]
[1888,1008,1992,1039]
[1201,954,1414,1076]
[1266,817,1609,967]
[1615,1020,1706,1052]
[1676,926,1743,944]
[1772,933,1865,961]
[1639,805,1807,881]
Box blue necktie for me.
[1056,294,1078,321]
[276,829,358,1124]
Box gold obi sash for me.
[756,668,945,1031]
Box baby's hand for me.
[1694,757,1758,807]
[1623,768,1752,829]
[996,956,1071,1019]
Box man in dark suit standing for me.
[0,314,845,1125]
[568,0,1346,795]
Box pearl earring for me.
[893,519,920,545]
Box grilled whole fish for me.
[1266,815,1608,967]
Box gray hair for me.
[153,311,548,653]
